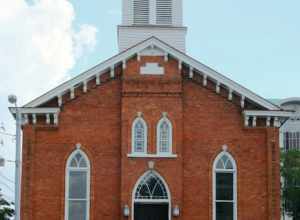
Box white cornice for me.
[243,110,293,128]
[9,107,60,115]
[9,107,60,125]
[23,37,281,111]
[243,110,293,118]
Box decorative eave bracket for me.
[9,107,60,126]
[243,110,293,128]
[22,37,281,112]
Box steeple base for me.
[118,25,187,52]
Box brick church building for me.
[11,0,292,220]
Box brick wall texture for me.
[20,55,281,220]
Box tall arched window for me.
[132,117,147,154]
[157,117,172,154]
[213,151,237,220]
[65,149,90,220]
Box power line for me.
[0,180,14,193]
[0,172,14,184]
[0,131,15,137]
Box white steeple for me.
[118,0,187,52]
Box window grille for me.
[132,117,147,154]
[157,117,172,154]
[214,152,237,220]
[284,132,300,151]
[135,172,168,200]
[158,120,171,153]
[65,150,90,220]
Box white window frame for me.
[65,149,91,220]
[132,117,148,155]
[132,170,171,220]
[156,117,173,155]
[213,151,237,220]
[283,131,300,151]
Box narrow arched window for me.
[132,117,147,154]
[157,116,172,154]
[65,149,90,220]
[213,152,237,220]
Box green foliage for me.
[0,189,14,220]
[281,150,300,219]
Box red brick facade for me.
[20,55,280,220]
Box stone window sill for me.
[127,154,178,158]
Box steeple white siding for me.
[119,0,186,52]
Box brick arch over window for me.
[65,149,90,220]
[213,151,237,220]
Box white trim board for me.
[127,154,177,158]
[243,110,293,118]
[23,37,280,111]
[9,107,60,115]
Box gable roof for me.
[23,36,280,111]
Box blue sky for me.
[0,0,299,202]
[70,0,300,98]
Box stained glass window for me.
[157,117,172,154]
[132,117,147,154]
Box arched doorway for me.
[132,171,171,220]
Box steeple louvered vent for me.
[119,0,187,52]
[133,0,150,25]
[156,0,172,25]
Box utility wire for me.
[0,172,14,184]
[0,180,14,193]
[0,131,15,137]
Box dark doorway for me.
[134,203,169,220]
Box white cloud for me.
[74,24,98,59]
[0,0,98,104]
[0,0,98,201]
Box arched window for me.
[135,172,169,200]
[133,171,171,220]
[157,117,172,154]
[213,152,237,220]
[65,149,90,220]
[132,117,147,154]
